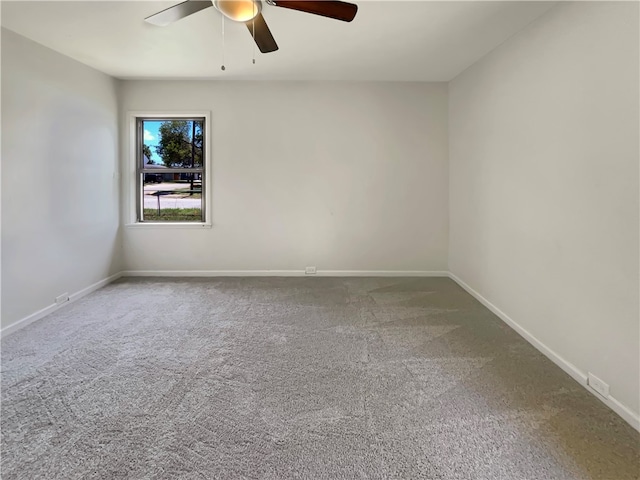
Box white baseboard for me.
[122,270,305,277]
[447,272,640,432]
[121,270,449,278]
[0,272,122,338]
[318,270,449,277]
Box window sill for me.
[125,222,212,229]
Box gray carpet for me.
[2,277,638,479]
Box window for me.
[130,113,210,226]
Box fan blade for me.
[246,13,279,53]
[145,0,213,27]
[269,1,357,22]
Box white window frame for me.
[125,111,212,228]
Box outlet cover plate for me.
[305,266,317,275]
[55,293,70,305]
[587,372,610,398]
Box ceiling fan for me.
[145,0,358,54]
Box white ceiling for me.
[1,1,557,81]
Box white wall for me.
[120,81,449,273]
[1,28,122,329]
[449,2,639,418]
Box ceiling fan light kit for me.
[145,0,358,59]
[213,0,261,22]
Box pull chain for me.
[221,15,226,71]
[252,3,256,64]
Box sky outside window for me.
[143,120,163,163]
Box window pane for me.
[142,119,203,169]
[142,173,203,222]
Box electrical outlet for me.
[305,266,317,275]
[55,293,70,305]
[587,372,609,398]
